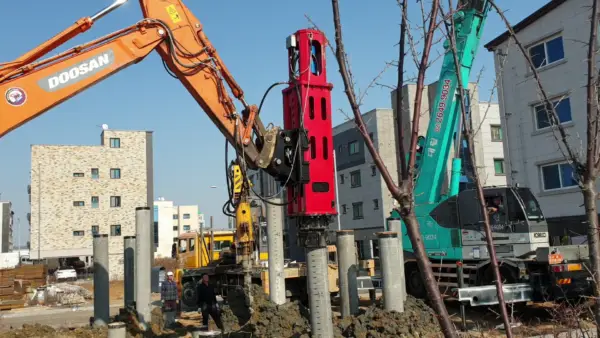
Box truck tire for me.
[406,263,427,299]
[182,280,198,308]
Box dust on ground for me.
[0,324,106,338]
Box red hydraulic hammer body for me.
[282,29,337,224]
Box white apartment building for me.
[483,0,593,238]
[29,129,154,279]
[0,202,13,253]
[392,81,506,190]
[153,198,199,258]
[173,205,199,234]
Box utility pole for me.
[37,162,41,262]
[209,215,214,262]
[17,218,21,262]
[333,150,341,231]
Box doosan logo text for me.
[38,49,115,92]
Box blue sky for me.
[0,0,547,245]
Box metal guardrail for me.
[455,283,533,307]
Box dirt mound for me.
[334,296,442,337]
[222,284,311,337]
[0,324,107,338]
[221,285,441,338]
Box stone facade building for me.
[29,129,153,279]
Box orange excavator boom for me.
[0,0,277,170]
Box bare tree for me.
[488,0,600,333]
[330,0,458,337]
[438,2,513,336]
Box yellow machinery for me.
[173,162,376,309]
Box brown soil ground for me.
[1,280,596,337]
[0,324,107,338]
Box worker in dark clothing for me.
[197,273,224,332]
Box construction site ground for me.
[0,280,595,337]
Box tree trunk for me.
[400,202,457,338]
[582,180,600,336]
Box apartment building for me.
[173,205,199,234]
[332,108,398,259]
[484,0,593,238]
[0,202,13,253]
[392,81,506,190]
[29,129,154,279]
[153,198,200,258]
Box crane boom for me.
[414,0,490,205]
[0,0,280,173]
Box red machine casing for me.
[282,29,337,217]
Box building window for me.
[91,196,99,208]
[73,201,85,207]
[339,174,344,184]
[348,141,359,155]
[371,165,377,176]
[183,225,191,231]
[534,97,572,130]
[541,162,577,191]
[528,35,564,69]
[73,172,84,177]
[490,125,502,142]
[110,196,121,207]
[341,204,347,214]
[173,214,178,220]
[91,225,99,235]
[91,168,99,179]
[183,213,190,219]
[73,230,84,236]
[173,226,178,231]
[350,170,361,188]
[373,199,379,210]
[110,225,121,236]
[109,138,120,148]
[110,168,121,179]
[494,159,505,175]
[352,202,364,220]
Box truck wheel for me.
[406,264,427,299]
[182,281,198,308]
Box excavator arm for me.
[0,0,280,172]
